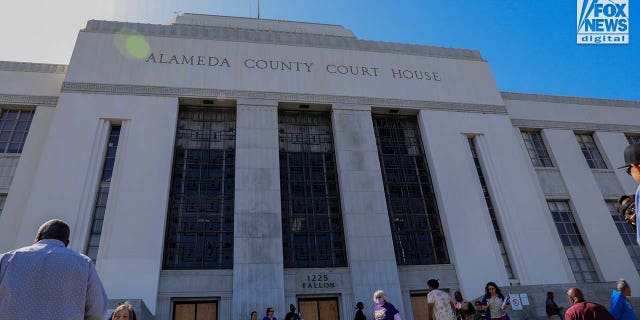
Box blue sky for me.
[2,0,638,100]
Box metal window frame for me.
[625,134,640,145]
[372,114,449,265]
[575,133,607,169]
[520,130,554,168]
[547,200,599,282]
[163,106,236,270]
[279,110,347,268]
[0,109,35,154]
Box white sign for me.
[509,294,523,310]
[519,293,530,306]
[577,0,629,44]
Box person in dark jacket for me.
[355,301,367,320]
[545,291,563,319]
[284,304,300,320]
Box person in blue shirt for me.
[619,144,640,245]
[610,279,638,320]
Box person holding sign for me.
[480,282,510,320]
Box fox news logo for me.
[577,0,629,44]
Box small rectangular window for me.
[521,130,553,167]
[626,134,640,145]
[547,201,599,282]
[0,109,34,154]
[575,133,607,169]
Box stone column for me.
[331,104,405,317]
[233,99,285,320]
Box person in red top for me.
[564,287,614,320]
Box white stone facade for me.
[0,14,639,320]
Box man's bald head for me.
[566,287,585,305]
[35,219,70,246]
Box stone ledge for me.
[502,92,640,109]
[61,82,507,115]
[83,20,484,62]
[0,61,67,74]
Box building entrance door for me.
[298,298,340,320]
[173,301,217,320]
[410,293,428,320]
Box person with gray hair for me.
[0,219,108,320]
[373,289,401,320]
[610,279,638,320]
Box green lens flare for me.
[124,35,151,59]
[114,29,152,60]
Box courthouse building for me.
[0,13,639,320]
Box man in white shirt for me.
[0,219,108,320]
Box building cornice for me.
[61,82,506,114]
[0,61,67,74]
[511,118,640,133]
[0,94,58,106]
[83,20,484,62]
[501,92,640,109]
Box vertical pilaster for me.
[233,99,285,320]
[331,104,405,317]
[416,109,507,296]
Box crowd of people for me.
[363,279,637,320]
[1,146,639,319]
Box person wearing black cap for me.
[354,301,367,320]
[619,143,640,245]
[284,304,300,320]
